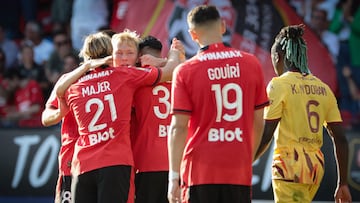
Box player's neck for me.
[198,36,223,48]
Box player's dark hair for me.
[139,35,162,51]
[273,24,310,74]
[187,5,220,27]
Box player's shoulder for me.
[233,49,262,67]
[306,74,331,87]
[267,75,290,90]
[175,57,197,72]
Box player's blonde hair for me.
[79,32,112,61]
[111,29,140,51]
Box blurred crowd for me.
[0,0,359,129]
[289,0,360,130]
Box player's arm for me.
[326,122,352,203]
[252,108,265,161]
[254,119,279,161]
[159,38,184,83]
[140,54,167,67]
[41,105,62,127]
[42,84,63,126]
[168,113,189,203]
[56,56,113,98]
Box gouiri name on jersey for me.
[290,84,327,96]
[208,63,240,80]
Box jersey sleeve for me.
[171,65,191,114]
[324,86,342,123]
[45,88,59,109]
[253,58,270,109]
[264,78,284,120]
[129,66,161,87]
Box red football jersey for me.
[15,80,44,127]
[171,43,269,186]
[65,66,160,175]
[131,81,172,172]
[46,84,79,176]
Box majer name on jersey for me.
[82,81,111,97]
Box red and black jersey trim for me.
[172,109,192,114]
[199,42,231,52]
[265,118,281,122]
[152,68,162,86]
[255,101,270,109]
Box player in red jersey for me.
[55,31,182,203]
[167,5,269,203]
[42,56,112,203]
[131,35,183,203]
[42,83,78,203]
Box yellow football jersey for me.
[265,72,342,184]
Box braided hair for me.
[273,24,310,74]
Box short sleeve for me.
[325,87,342,123]
[171,65,192,114]
[264,79,283,120]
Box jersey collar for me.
[199,42,230,53]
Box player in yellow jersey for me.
[255,24,352,203]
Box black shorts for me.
[55,175,72,203]
[184,184,251,203]
[72,165,132,203]
[134,171,168,203]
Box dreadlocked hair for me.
[275,24,310,74]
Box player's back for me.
[132,81,172,172]
[65,65,160,175]
[176,43,266,142]
[269,71,341,150]
[172,43,269,185]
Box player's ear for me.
[188,29,197,41]
[221,20,226,35]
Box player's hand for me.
[139,54,166,67]
[334,184,352,203]
[170,38,186,61]
[168,179,181,203]
[88,55,113,69]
